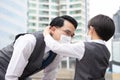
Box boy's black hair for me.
[88,14,115,41]
[50,15,78,29]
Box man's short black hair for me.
[88,14,115,41]
[50,15,78,29]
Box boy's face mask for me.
[59,35,71,43]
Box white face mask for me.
[59,35,71,43]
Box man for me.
[0,15,78,80]
[44,14,115,80]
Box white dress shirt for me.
[44,35,106,60]
[5,34,62,80]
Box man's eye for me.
[64,30,70,35]
[64,30,74,37]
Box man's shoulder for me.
[32,31,43,37]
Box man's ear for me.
[49,26,56,35]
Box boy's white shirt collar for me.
[87,39,106,45]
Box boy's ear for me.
[89,26,95,34]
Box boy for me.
[43,14,115,80]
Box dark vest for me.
[0,31,56,80]
[74,42,110,80]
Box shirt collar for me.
[88,39,106,45]
[45,46,51,53]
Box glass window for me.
[39,17,49,21]
[69,58,75,69]
[60,0,66,3]
[60,5,66,9]
[61,60,67,68]
[27,28,36,33]
[51,5,58,10]
[74,35,82,40]
[38,24,48,31]
[78,22,82,26]
[51,0,58,3]
[39,11,49,15]
[28,16,36,20]
[29,3,36,7]
[51,12,58,15]
[39,0,48,2]
[70,0,80,2]
[28,23,36,26]
[39,4,49,9]
[60,11,66,15]
[29,9,36,14]
[75,29,81,33]
[70,10,81,14]
[39,23,48,27]
[113,41,120,62]
[70,4,81,8]
[74,16,81,20]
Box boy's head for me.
[87,14,115,41]
[49,15,78,41]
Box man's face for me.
[50,20,76,41]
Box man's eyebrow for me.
[64,30,71,34]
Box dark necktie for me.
[40,50,57,70]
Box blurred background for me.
[0,0,120,80]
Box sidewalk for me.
[31,69,120,80]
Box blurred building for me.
[0,0,27,49]
[112,8,120,73]
[28,0,89,41]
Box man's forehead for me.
[61,25,74,29]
